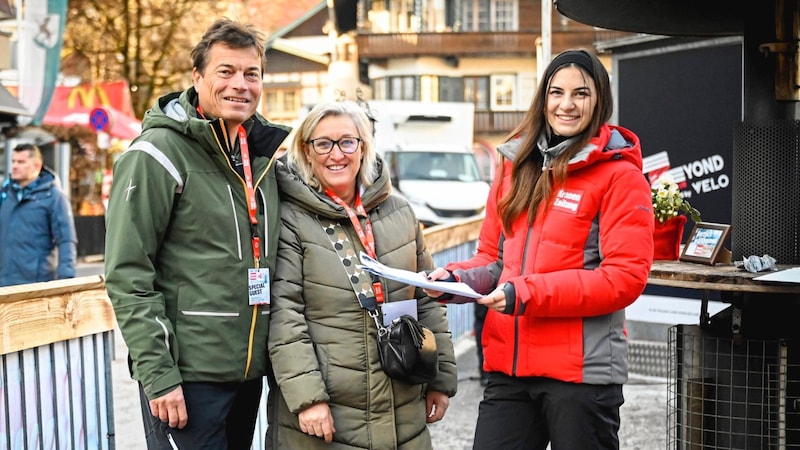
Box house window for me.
[283,91,296,112]
[383,0,417,32]
[373,78,387,100]
[389,76,417,100]
[265,92,279,113]
[493,0,515,31]
[420,75,439,102]
[263,89,300,119]
[461,0,517,31]
[464,76,489,111]
[491,74,515,110]
[439,76,464,102]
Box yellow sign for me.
[67,85,111,109]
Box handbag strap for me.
[320,218,387,334]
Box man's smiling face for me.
[192,43,263,132]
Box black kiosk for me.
[555,1,800,447]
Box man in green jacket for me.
[104,18,290,449]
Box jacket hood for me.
[141,87,291,158]
[570,125,643,171]
[495,124,643,171]
[38,167,63,189]
[276,156,392,219]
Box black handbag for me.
[376,314,439,384]
[319,218,439,385]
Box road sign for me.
[89,107,111,132]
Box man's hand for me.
[299,402,336,443]
[425,390,450,423]
[149,385,189,429]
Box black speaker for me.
[732,120,800,264]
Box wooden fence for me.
[0,276,116,449]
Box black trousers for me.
[472,373,623,450]
[138,378,263,450]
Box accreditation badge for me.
[248,268,270,305]
[381,299,418,325]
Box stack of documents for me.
[753,267,800,284]
[357,252,482,299]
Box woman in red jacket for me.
[427,49,654,449]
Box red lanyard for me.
[198,106,261,266]
[325,188,384,303]
[239,126,261,265]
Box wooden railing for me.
[474,110,526,134]
[0,276,114,354]
[356,32,539,58]
[355,30,635,59]
[422,216,482,254]
[0,276,116,449]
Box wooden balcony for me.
[474,110,526,135]
[355,30,635,60]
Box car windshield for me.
[391,151,483,182]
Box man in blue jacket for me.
[0,142,77,286]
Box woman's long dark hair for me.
[497,49,613,233]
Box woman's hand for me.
[425,390,450,423]
[421,267,454,298]
[477,285,507,313]
[298,402,336,443]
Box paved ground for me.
[110,331,668,449]
[427,339,669,450]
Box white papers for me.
[357,252,482,299]
[753,267,800,284]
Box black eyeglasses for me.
[307,137,362,154]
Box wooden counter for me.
[649,260,800,328]
[649,260,800,294]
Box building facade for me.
[263,0,635,157]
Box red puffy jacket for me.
[448,124,654,384]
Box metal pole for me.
[541,0,552,76]
[58,141,70,197]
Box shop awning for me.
[0,83,32,117]
[40,81,142,140]
[0,0,13,20]
[44,104,142,140]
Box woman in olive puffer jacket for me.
[267,100,457,450]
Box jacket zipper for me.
[209,118,266,380]
[511,224,535,376]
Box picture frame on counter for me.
[680,222,732,265]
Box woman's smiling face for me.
[306,115,363,204]
[545,66,597,138]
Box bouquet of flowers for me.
[652,175,701,224]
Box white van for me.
[367,100,490,227]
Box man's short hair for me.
[13,143,43,162]
[190,18,267,74]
